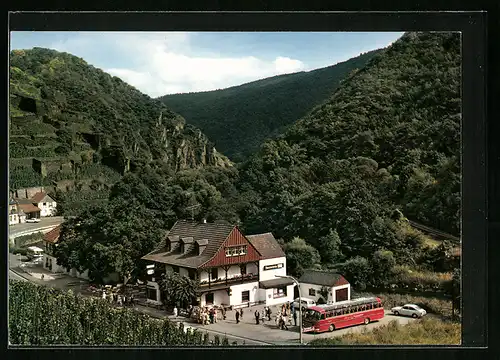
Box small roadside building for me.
[298,269,351,304]
[42,224,89,279]
[9,198,26,225]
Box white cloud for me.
[50,32,306,97]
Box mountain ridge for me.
[159,49,383,162]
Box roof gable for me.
[299,270,349,287]
[246,232,285,259]
[200,227,262,268]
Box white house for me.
[42,225,89,280]
[31,192,57,217]
[142,220,295,308]
[298,269,351,304]
[9,198,26,225]
[246,233,294,307]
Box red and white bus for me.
[302,297,385,333]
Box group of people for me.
[196,306,227,325]
[275,302,298,330]
[101,290,134,307]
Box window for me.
[179,243,185,253]
[240,264,247,275]
[205,293,214,305]
[242,290,250,302]
[225,245,248,257]
[146,287,157,301]
[43,202,46,207]
[188,269,196,280]
[210,268,218,280]
[309,288,316,296]
[273,286,287,299]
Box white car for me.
[293,297,317,311]
[391,304,427,318]
[26,218,41,223]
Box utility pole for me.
[275,275,302,345]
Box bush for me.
[309,317,461,345]
[391,265,452,292]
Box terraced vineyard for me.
[9,47,231,215]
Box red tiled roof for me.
[246,232,285,260]
[31,192,48,203]
[44,225,61,244]
[17,203,41,213]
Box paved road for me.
[9,216,64,237]
[9,269,29,282]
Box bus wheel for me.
[364,318,370,325]
[329,324,335,332]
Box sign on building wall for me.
[263,263,284,271]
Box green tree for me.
[159,272,200,309]
[53,198,165,284]
[341,256,372,291]
[282,237,321,277]
[370,250,396,289]
[317,229,343,265]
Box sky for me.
[10,31,404,97]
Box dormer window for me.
[166,240,171,252]
[179,242,185,254]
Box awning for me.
[259,278,294,289]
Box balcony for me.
[199,273,259,288]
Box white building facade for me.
[298,270,351,304]
[142,221,295,309]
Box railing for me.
[199,273,258,288]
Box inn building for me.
[141,220,294,308]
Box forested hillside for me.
[9,48,231,214]
[159,50,381,162]
[48,32,460,290]
[236,32,461,275]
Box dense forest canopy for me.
[237,32,461,243]
[159,50,381,162]
[9,47,231,214]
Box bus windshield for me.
[303,309,323,323]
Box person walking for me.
[240,308,244,320]
[209,308,214,324]
[173,306,178,318]
[293,309,297,326]
[267,306,272,321]
[235,309,240,324]
[222,306,227,320]
[282,313,289,330]
[254,310,260,325]
[117,295,123,306]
